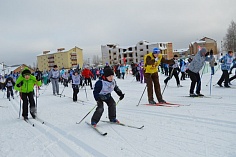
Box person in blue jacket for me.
[91,67,125,127]
[217,50,234,88]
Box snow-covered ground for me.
[0,69,236,157]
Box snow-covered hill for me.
[0,70,236,157]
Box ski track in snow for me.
[1,70,236,157]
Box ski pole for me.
[35,86,38,109]
[84,84,88,100]
[209,74,212,95]
[162,67,174,95]
[60,86,66,97]
[19,89,22,119]
[136,85,147,106]
[76,105,97,124]
[196,62,206,92]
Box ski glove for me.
[119,93,125,100]
[16,81,23,87]
[214,62,217,66]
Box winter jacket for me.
[14,68,41,93]
[49,69,60,79]
[144,52,174,74]
[188,51,211,73]
[93,78,122,101]
[220,54,233,71]
[4,77,15,88]
[82,68,93,78]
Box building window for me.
[146,45,148,49]
[123,49,127,52]
[128,47,132,51]
[136,53,137,57]
[140,42,143,45]
[140,49,143,51]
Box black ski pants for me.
[91,97,116,123]
[189,70,201,94]
[7,87,14,98]
[21,92,36,117]
[72,85,79,101]
[218,70,230,86]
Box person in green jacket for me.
[14,68,42,120]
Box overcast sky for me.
[0,0,235,66]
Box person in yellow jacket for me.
[14,68,42,120]
[144,48,174,104]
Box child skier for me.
[4,76,15,100]
[14,68,42,120]
[71,70,81,102]
[91,68,125,127]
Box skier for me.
[164,55,182,87]
[209,50,216,75]
[62,71,69,87]
[138,60,144,83]
[217,50,234,88]
[81,67,94,89]
[34,68,42,89]
[91,67,125,127]
[71,70,81,102]
[4,76,15,99]
[188,47,211,97]
[49,65,60,95]
[14,68,41,120]
[144,47,174,104]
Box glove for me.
[16,81,23,87]
[214,62,217,66]
[205,52,209,57]
[119,93,125,100]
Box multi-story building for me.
[189,37,217,56]
[173,48,190,59]
[37,46,83,71]
[101,40,173,65]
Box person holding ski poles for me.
[188,47,212,97]
[91,67,125,127]
[144,47,175,104]
[217,50,234,88]
[14,68,42,120]
[71,70,81,102]
[4,76,15,99]
[164,54,182,87]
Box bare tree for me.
[223,20,236,52]
[92,55,102,66]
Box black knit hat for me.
[22,69,31,76]
[104,68,114,77]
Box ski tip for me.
[32,124,35,127]
[103,133,108,136]
[140,125,144,129]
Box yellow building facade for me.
[37,46,83,71]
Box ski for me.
[85,121,107,136]
[100,120,144,129]
[34,117,45,124]
[145,102,190,107]
[182,95,222,99]
[24,119,35,127]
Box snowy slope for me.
[0,69,236,157]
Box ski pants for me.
[21,92,36,117]
[144,72,163,102]
[91,97,116,123]
[218,70,230,86]
[51,78,59,94]
[72,85,79,101]
[7,87,14,98]
[189,70,201,94]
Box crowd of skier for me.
[0,47,236,127]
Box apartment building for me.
[101,40,173,65]
[189,37,217,56]
[37,46,83,71]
